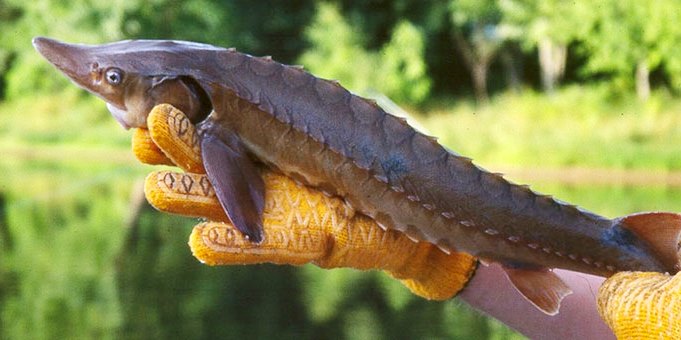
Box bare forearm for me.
[459,264,615,340]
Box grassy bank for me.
[0,90,131,151]
[419,86,681,171]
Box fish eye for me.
[105,68,123,85]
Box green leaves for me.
[376,21,432,104]
[299,3,431,104]
[4,0,681,102]
[578,0,681,97]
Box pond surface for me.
[1,157,679,340]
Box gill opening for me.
[180,76,213,124]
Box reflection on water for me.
[2,159,679,340]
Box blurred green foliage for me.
[579,0,681,98]
[422,86,681,171]
[2,1,681,339]
[2,0,681,102]
[300,3,430,103]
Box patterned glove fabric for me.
[132,104,477,301]
[598,271,680,339]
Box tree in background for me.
[300,3,431,104]
[123,0,230,44]
[580,0,681,100]
[299,3,376,94]
[448,0,508,103]
[0,0,21,98]
[376,21,431,104]
[500,0,592,93]
[5,0,681,103]
[125,0,313,63]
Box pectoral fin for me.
[201,132,265,243]
[502,265,573,316]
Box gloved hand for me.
[597,271,680,339]
[132,104,477,301]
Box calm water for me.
[2,158,680,340]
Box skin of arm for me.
[460,264,615,339]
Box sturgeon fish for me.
[33,37,681,315]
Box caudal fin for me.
[618,212,681,273]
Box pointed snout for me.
[32,37,90,81]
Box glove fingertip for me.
[132,128,174,166]
[189,222,326,266]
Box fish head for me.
[33,37,212,129]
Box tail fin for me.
[619,212,681,273]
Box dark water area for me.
[2,159,679,340]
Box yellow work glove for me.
[131,104,477,301]
[598,271,681,339]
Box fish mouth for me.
[106,103,132,130]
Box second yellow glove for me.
[598,271,681,339]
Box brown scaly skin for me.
[136,104,477,301]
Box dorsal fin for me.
[502,265,573,315]
[618,212,681,273]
